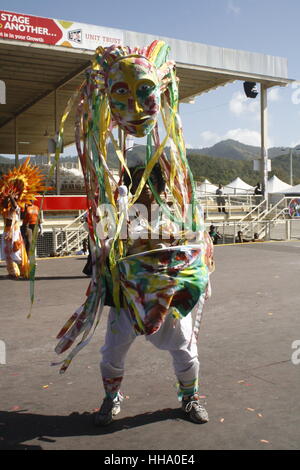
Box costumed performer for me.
[52,40,214,426]
[0,158,49,279]
[0,194,28,279]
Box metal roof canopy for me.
[0,29,292,156]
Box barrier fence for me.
[207,218,300,244]
[1,195,300,258]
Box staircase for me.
[51,197,295,253]
[236,197,290,239]
[53,212,88,255]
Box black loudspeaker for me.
[243,82,258,98]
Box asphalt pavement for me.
[1,240,300,451]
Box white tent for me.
[267,175,291,193]
[197,179,218,195]
[282,183,300,195]
[224,177,254,194]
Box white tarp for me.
[283,183,300,194]
[224,177,254,194]
[267,175,291,193]
[197,179,218,194]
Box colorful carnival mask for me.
[106,56,161,137]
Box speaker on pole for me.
[243,82,258,98]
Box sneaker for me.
[94,393,123,426]
[182,393,209,424]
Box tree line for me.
[186,152,300,186]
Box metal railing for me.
[236,196,295,239]
[52,211,88,255]
[207,196,300,243]
[206,218,300,244]
[198,194,263,219]
[37,196,300,254]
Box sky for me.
[1,0,300,153]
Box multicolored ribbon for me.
[50,40,214,373]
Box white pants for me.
[100,308,200,394]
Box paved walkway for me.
[1,240,300,450]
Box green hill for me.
[189,139,291,161]
[186,152,299,186]
[1,140,299,186]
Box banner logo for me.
[68,29,82,44]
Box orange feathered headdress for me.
[0,157,51,212]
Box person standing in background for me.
[209,225,222,245]
[254,183,263,207]
[216,184,227,214]
[22,200,43,256]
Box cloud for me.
[226,128,262,146]
[229,88,280,118]
[268,87,281,102]
[289,141,300,148]
[227,0,241,15]
[199,128,274,148]
[185,142,194,149]
[199,130,220,146]
[229,91,259,117]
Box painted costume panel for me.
[119,245,209,335]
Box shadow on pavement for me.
[0,407,185,450]
[34,276,88,281]
[0,276,87,281]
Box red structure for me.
[35,195,88,211]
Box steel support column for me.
[260,84,269,205]
[14,117,19,167]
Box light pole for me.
[280,145,300,186]
[289,148,293,186]
[290,145,300,186]
[289,146,300,186]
